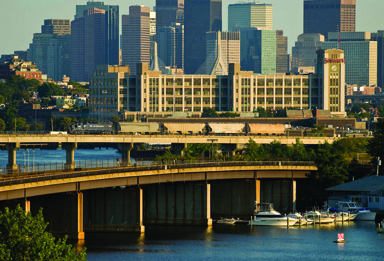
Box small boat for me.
[327,208,358,221]
[249,203,297,227]
[216,218,237,224]
[304,210,335,224]
[287,213,313,225]
[337,201,376,221]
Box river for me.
[83,222,383,261]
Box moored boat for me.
[304,210,335,224]
[337,201,376,221]
[216,218,237,224]
[249,203,296,227]
[287,213,313,225]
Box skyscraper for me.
[372,31,384,88]
[320,32,377,87]
[29,20,71,81]
[42,19,71,36]
[304,0,356,37]
[240,28,276,75]
[276,30,288,73]
[184,0,222,74]
[122,5,150,75]
[156,0,184,30]
[292,33,325,73]
[206,31,240,75]
[158,23,184,69]
[228,2,273,32]
[71,7,107,82]
[75,1,119,65]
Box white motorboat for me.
[327,208,358,221]
[287,213,313,225]
[304,210,335,224]
[249,203,297,227]
[337,201,377,221]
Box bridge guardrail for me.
[0,161,316,187]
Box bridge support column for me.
[171,143,188,156]
[292,180,296,213]
[62,142,77,171]
[255,179,261,204]
[205,184,212,226]
[221,144,239,156]
[6,143,20,174]
[136,188,145,233]
[24,200,30,214]
[118,143,133,165]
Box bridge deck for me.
[0,161,317,201]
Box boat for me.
[249,203,296,227]
[216,218,237,224]
[287,213,313,225]
[327,208,358,221]
[337,201,376,221]
[304,210,335,224]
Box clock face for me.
[331,65,337,72]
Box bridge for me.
[0,134,338,173]
[0,161,316,240]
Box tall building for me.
[320,32,377,86]
[314,49,345,113]
[158,23,184,69]
[228,2,273,32]
[240,28,276,75]
[276,30,288,73]
[304,0,356,37]
[42,19,71,36]
[372,31,384,88]
[156,0,184,30]
[71,7,107,82]
[150,10,157,69]
[75,1,119,66]
[292,33,325,73]
[122,5,150,75]
[206,31,240,75]
[184,0,222,74]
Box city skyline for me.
[1,0,383,55]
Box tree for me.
[202,108,218,118]
[0,118,5,131]
[15,117,26,131]
[0,205,86,260]
[30,121,44,131]
[60,117,74,131]
[367,118,384,166]
[311,124,325,137]
[111,115,120,131]
[38,83,65,98]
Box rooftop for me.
[326,175,384,192]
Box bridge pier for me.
[62,142,77,171]
[292,180,297,213]
[118,143,133,165]
[6,142,20,174]
[144,183,212,226]
[171,143,188,156]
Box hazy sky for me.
[1,0,384,55]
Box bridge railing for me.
[0,160,316,187]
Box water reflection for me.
[83,222,384,261]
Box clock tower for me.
[314,49,346,115]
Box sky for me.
[0,0,384,55]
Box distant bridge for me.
[0,134,337,173]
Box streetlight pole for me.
[26,149,29,173]
[152,90,155,118]
[207,139,218,160]
[32,149,36,172]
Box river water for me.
[83,222,383,261]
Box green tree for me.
[111,115,120,131]
[256,108,268,117]
[289,138,313,161]
[0,118,5,131]
[60,117,74,131]
[219,112,239,118]
[15,117,26,131]
[311,124,325,137]
[30,121,44,131]
[202,108,218,118]
[38,83,65,98]
[350,102,372,113]
[0,205,86,261]
[367,118,384,166]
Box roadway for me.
[0,134,342,145]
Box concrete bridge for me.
[0,161,316,240]
[0,134,337,173]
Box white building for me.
[228,2,273,32]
